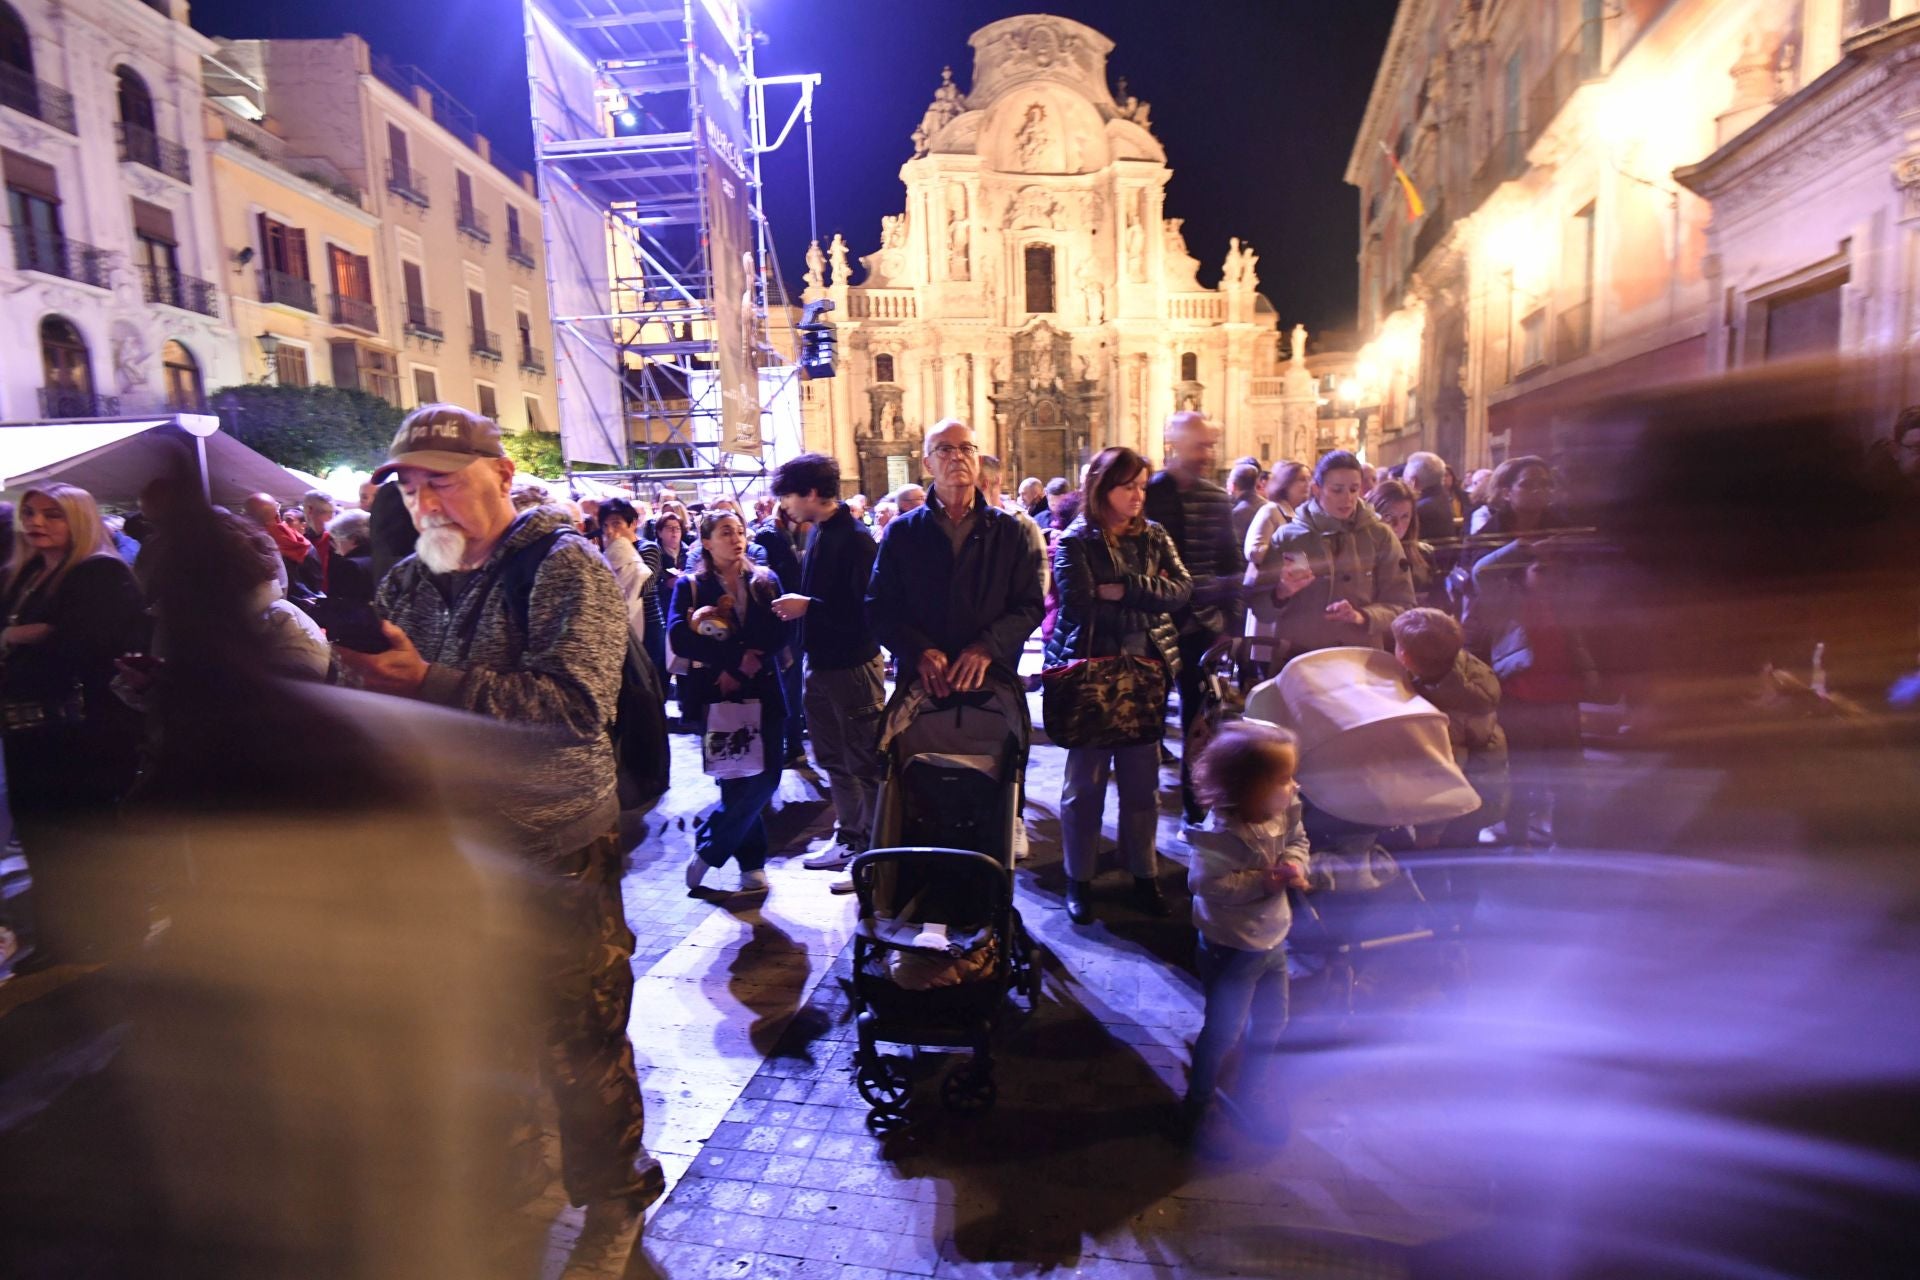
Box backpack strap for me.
[455,527,573,660]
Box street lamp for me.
[256,332,282,385]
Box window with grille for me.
[874,353,894,382]
[1180,352,1198,382]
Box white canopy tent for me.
[0,414,310,507]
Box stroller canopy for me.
[1246,647,1482,828]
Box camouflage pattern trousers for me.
[531,830,650,1206]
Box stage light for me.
[797,299,837,379]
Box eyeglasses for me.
[931,443,979,459]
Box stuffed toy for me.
[689,603,734,641]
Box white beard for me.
[415,522,470,574]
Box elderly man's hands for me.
[946,644,993,693]
[335,622,430,697]
[917,650,952,698]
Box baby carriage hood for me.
[1246,646,1482,828]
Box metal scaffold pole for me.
[524,0,819,501]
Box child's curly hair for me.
[1192,721,1299,813]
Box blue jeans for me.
[1188,934,1290,1106]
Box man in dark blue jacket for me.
[750,507,807,763]
[866,419,1045,698]
[770,454,884,868]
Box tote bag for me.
[701,699,766,779]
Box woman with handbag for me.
[668,510,787,895]
[1,484,147,964]
[1044,447,1193,925]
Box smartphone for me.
[313,599,391,653]
[1280,550,1312,579]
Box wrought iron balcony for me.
[39,386,120,418]
[519,343,546,374]
[117,122,191,183]
[405,302,444,340]
[330,293,379,332]
[471,327,502,359]
[507,233,537,268]
[0,64,77,133]
[1526,20,1606,150]
[12,226,110,288]
[141,263,219,317]
[258,267,317,313]
[386,159,429,208]
[456,201,491,245]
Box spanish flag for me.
[1380,141,1426,221]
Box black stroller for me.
[846,672,1041,1119]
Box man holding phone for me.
[334,405,662,1268]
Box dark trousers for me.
[1176,629,1220,806]
[535,830,650,1205]
[1188,934,1290,1106]
[695,765,783,871]
[4,724,143,963]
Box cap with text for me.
[371,404,506,480]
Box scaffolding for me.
[524,0,818,496]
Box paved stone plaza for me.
[518,699,1490,1280]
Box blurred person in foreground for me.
[334,404,663,1265]
[0,474,550,1280]
[0,483,146,966]
[1144,410,1242,824]
[323,508,377,606]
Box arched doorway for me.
[162,339,201,410]
[40,316,95,417]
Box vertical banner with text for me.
[693,1,760,456]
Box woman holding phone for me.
[1254,450,1415,667]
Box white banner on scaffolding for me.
[685,368,803,467]
[527,4,628,466]
[693,0,760,457]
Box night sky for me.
[187,0,1399,335]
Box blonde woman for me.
[1,484,147,964]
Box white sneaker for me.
[801,845,855,871]
[685,856,710,891]
[829,877,856,895]
[739,869,769,894]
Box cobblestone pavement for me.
[550,691,1493,1280]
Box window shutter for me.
[131,197,175,242]
[4,148,60,200]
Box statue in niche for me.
[1077,254,1106,325]
[803,239,826,290]
[879,399,901,436]
[946,184,970,279]
[1015,103,1049,169]
[828,233,850,286]
[1125,203,1146,281]
[911,66,965,158]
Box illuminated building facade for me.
[1348,0,1919,468]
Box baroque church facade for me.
[799,14,1316,498]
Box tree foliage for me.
[501,427,566,478]
[212,383,404,474]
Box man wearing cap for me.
[334,403,661,1265]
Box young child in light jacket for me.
[1181,721,1311,1136]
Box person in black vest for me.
[1143,411,1241,824]
[770,454,884,870]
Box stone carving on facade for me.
[1003,185,1060,229]
[911,66,966,158]
[1015,103,1051,169]
[828,233,850,286]
[1222,236,1257,288]
[881,213,907,251]
[972,17,1099,103]
[1124,191,1147,281]
[945,183,970,279]
[1077,249,1106,324]
[1894,153,1920,219]
[111,321,152,395]
[1113,76,1151,128]
[803,239,826,290]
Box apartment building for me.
[207,36,556,434]
[1347,0,1920,468]
[0,0,237,421]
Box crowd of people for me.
[2,388,1916,1266]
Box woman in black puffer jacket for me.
[1044,447,1192,925]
